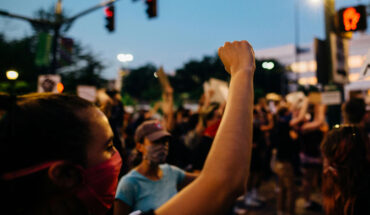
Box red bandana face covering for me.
[76,151,122,215]
[1,152,122,215]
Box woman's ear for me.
[136,142,144,153]
[48,162,83,189]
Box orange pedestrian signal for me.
[338,5,367,32]
[57,83,64,93]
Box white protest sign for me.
[209,78,229,103]
[37,74,61,93]
[321,91,341,105]
[77,85,97,102]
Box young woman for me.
[114,120,197,214]
[321,124,370,215]
[0,40,256,215]
[0,93,122,215]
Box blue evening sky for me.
[0,0,368,78]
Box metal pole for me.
[294,0,300,84]
[324,0,335,84]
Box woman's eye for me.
[106,142,115,151]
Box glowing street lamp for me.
[309,0,321,6]
[6,70,19,80]
[262,61,275,70]
[117,53,134,63]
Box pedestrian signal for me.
[338,5,367,32]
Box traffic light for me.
[104,5,115,32]
[338,5,367,32]
[145,0,157,18]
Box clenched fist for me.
[218,40,255,76]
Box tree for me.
[122,64,162,102]
[254,59,288,100]
[172,54,230,100]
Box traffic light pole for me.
[323,0,344,127]
[324,0,335,84]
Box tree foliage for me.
[122,54,288,103]
[122,64,162,102]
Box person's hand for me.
[218,40,255,76]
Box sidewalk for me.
[232,179,324,215]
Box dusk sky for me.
[0,0,369,79]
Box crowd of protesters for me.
[99,85,369,215]
[0,40,369,215]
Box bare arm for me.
[260,112,274,131]
[177,172,199,190]
[301,104,326,132]
[290,98,309,127]
[155,41,255,215]
[162,86,175,131]
[114,200,132,215]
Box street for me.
[233,179,324,215]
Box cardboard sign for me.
[156,67,171,90]
[286,92,306,105]
[206,78,229,104]
[37,74,61,93]
[77,85,97,102]
[308,92,322,104]
[321,91,341,105]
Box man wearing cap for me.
[114,120,198,215]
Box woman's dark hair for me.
[0,93,95,174]
[321,125,370,215]
[0,93,97,214]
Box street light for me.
[262,61,275,70]
[117,53,134,63]
[6,70,19,80]
[310,0,321,6]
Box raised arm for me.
[155,41,255,215]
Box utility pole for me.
[0,0,118,74]
[323,0,336,84]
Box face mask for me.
[75,151,122,215]
[1,152,122,215]
[144,144,168,165]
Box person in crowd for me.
[243,97,274,207]
[0,40,256,215]
[166,106,193,169]
[320,97,369,215]
[114,120,198,214]
[0,93,122,215]
[298,93,327,211]
[341,97,367,126]
[271,104,298,215]
[256,98,274,180]
[243,106,266,208]
[192,102,223,171]
[321,124,370,215]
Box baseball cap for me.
[134,120,171,143]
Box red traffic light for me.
[338,5,367,32]
[105,7,114,18]
[104,5,115,32]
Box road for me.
[232,178,324,215]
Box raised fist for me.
[218,40,255,76]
